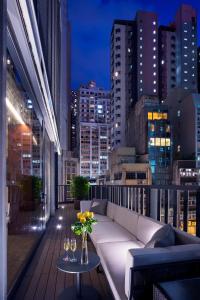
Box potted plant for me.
[71,211,97,264]
[70,176,90,210]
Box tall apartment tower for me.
[111,20,135,150]
[78,81,111,179]
[175,4,197,91]
[136,11,159,100]
[111,12,159,150]
[158,25,176,101]
[71,90,78,153]
[198,47,200,94]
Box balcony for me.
[8,184,200,300]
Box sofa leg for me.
[96,265,103,273]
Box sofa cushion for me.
[106,202,117,220]
[114,206,139,236]
[98,240,144,300]
[174,228,200,245]
[94,214,112,222]
[145,224,175,248]
[137,215,163,245]
[91,199,107,215]
[80,200,92,212]
[90,221,136,245]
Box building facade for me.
[71,90,78,153]
[106,147,152,185]
[0,1,70,297]
[166,89,200,168]
[158,25,176,101]
[129,96,172,185]
[78,81,111,179]
[111,12,159,150]
[111,20,135,150]
[175,4,197,92]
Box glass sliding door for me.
[6,55,49,292]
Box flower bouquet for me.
[71,211,97,264]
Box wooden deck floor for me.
[12,204,113,300]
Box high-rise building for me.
[71,90,78,153]
[136,11,159,100]
[198,47,200,94]
[158,25,176,101]
[175,4,197,92]
[33,0,71,185]
[166,89,200,168]
[111,20,135,150]
[129,96,172,185]
[111,12,159,150]
[78,81,111,179]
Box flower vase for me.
[81,232,88,264]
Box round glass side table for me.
[57,250,101,299]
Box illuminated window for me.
[150,124,155,131]
[148,112,153,120]
[165,138,171,146]
[162,113,168,119]
[155,138,160,146]
[152,112,168,120]
[160,138,165,146]
[149,138,154,145]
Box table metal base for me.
[58,285,101,300]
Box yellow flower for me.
[89,212,94,218]
[77,212,82,219]
[80,217,86,224]
[84,211,90,218]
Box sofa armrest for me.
[80,200,92,212]
[125,244,200,299]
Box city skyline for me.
[69,0,200,90]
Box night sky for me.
[69,0,200,90]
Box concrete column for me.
[0,0,7,298]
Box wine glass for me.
[70,238,77,262]
[63,237,70,261]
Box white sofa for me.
[80,201,200,300]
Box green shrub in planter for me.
[70,176,90,210]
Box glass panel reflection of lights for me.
[6,55,49,291]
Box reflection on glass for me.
[6,56,48,292]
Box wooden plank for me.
[13,204,113,300]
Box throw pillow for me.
[90,199,107,215]
[145,224,175,248]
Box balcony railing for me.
[57,184,200,237]
[89,185,200,237]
